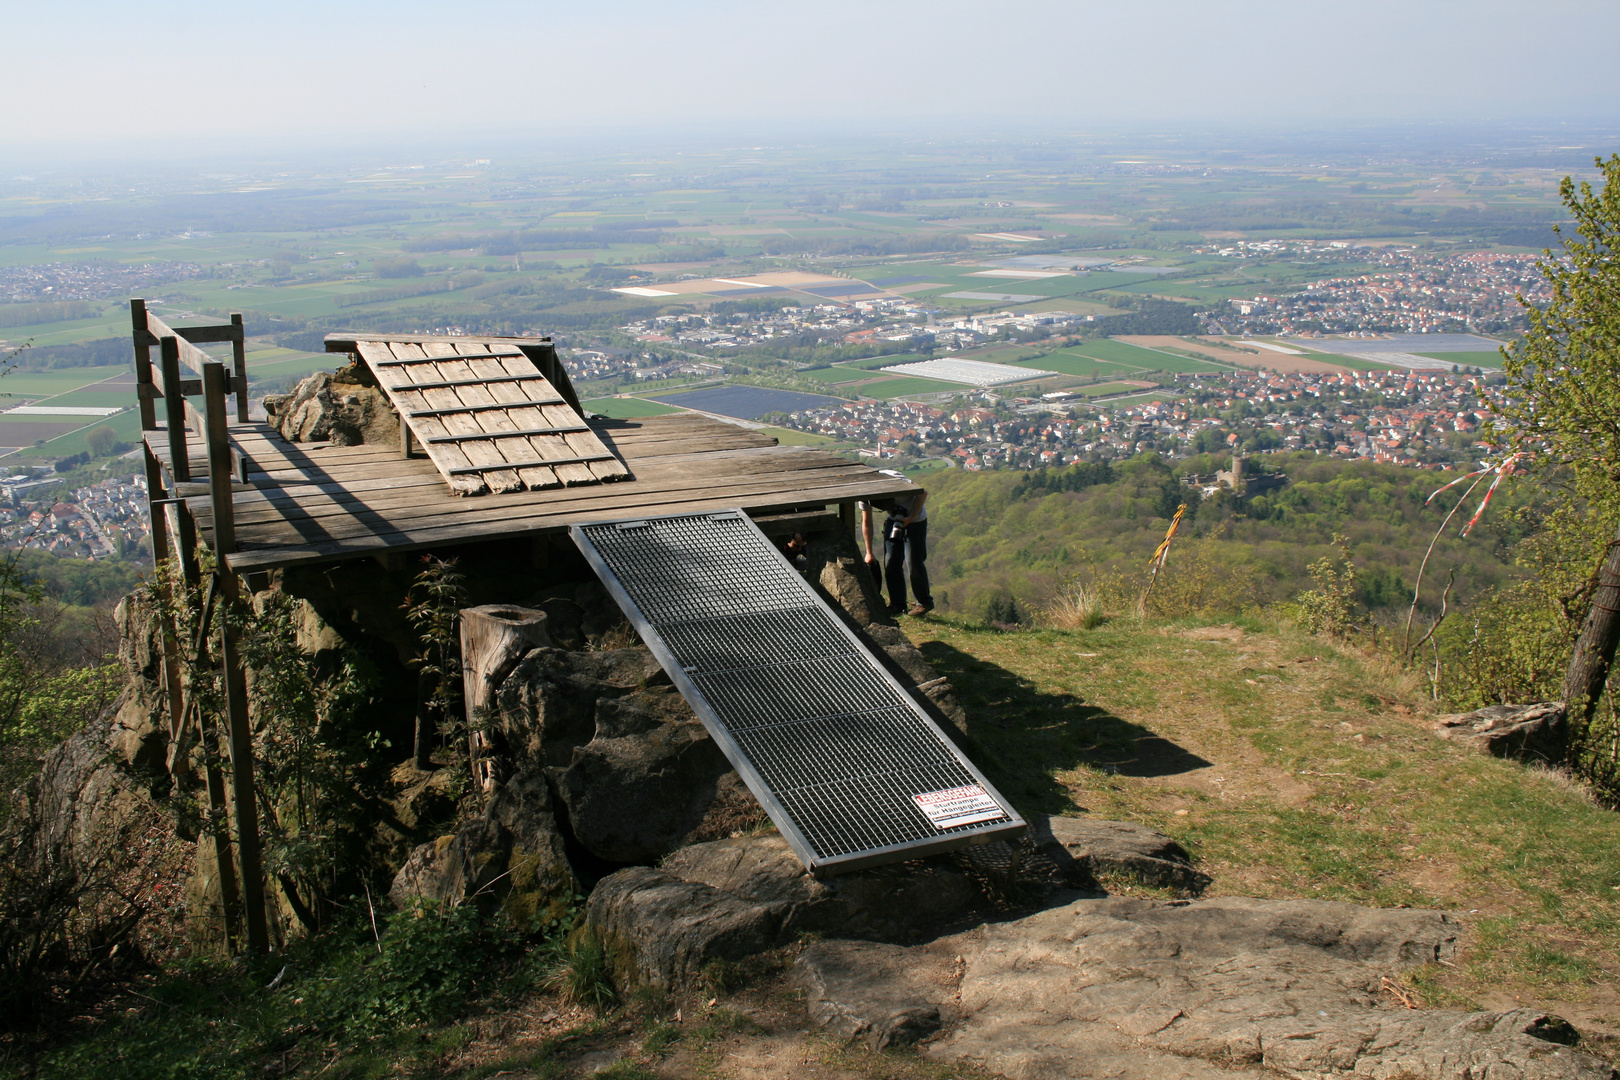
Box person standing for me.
[862,487,932,616]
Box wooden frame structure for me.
[133,306,920,953]
[131,299,267,953]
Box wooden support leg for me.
[196,703,243,952]
[230,313,249,423]
[414,668,436,771]
[216,570,268,954]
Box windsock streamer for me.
[1150,503,1189,570]
[1460,454,1521,537]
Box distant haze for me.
[6,0,1620,148]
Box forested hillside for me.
[916,452,1536,623]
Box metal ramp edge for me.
[570,510,1025,876]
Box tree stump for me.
[459,605,551,790]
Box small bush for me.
[984,591,1024,627]
[1296,533,1360,639]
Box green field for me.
[581,396,685,419]
[1073,381,1152,398]
[0,367,128,395]
[1415,350,1506,368]
[759,425,838,446]
[797,364,870,384]
[1015,352,1135,379]
[855,376,965,398]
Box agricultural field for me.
[853,375,984,399]
[580,397,685,419]
[1415,350,1506,368]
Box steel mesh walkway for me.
[572,511,1024,875]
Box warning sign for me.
[913,784,1004,830]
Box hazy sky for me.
[6,0,1618,147]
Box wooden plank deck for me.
[150,412,914,574]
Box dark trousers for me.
[884,518,932,610]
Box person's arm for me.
[861,503,876,562]
[901,488,927,526]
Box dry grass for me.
[901,612,1620,1046]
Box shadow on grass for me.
[918,640,1212,816]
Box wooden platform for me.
[149,412,914,575]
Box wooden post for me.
[230,313,249,423]
[203,363,235,556]
[400,420,414,459]
[215,570,266,953]
[176,508,200,586]
[130,299,156,431]
[160,336,189,483]
[458,605,551,788]
[144,445,188,756]
[203,360,267,953]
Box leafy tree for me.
[1500,154,1620,740]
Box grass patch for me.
[582,396,686,419]
[898,615,1620,1012]
[856,376,967,398]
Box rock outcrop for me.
[263,365,399,446]
[799,895,1616,1079]
[390,769,577,924]
[1034,815,1211,896]
[1435,702,1568,763]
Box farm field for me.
[758,425,838,446]
[796,364,871,384]
[580,396,685,419]
[1415,350,1506,368]
[648,385,844,420]
[1013,352,1138,379]
[848,375,965,399]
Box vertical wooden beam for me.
[130,299,156,431]
[144,445,186,752]
[172,504,201,587]
[202,359,267,953]
[160,336,189,483]
[400,420,414,459]
[215,567,267,954]
[203,363,235,557]
[230,313,249,423]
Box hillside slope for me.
[25,616,1620,1079]
[913,453,1535,622]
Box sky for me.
[5,0,1618,148]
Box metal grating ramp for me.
[571,511,1025,876]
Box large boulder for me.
[1435,702,1568,763]
[390,769,577,925]
[492,646,669,768]
[587,833,1053,990]
[550,684,734,863]
[264,366,399,446]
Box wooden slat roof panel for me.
[356,338,627,495]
